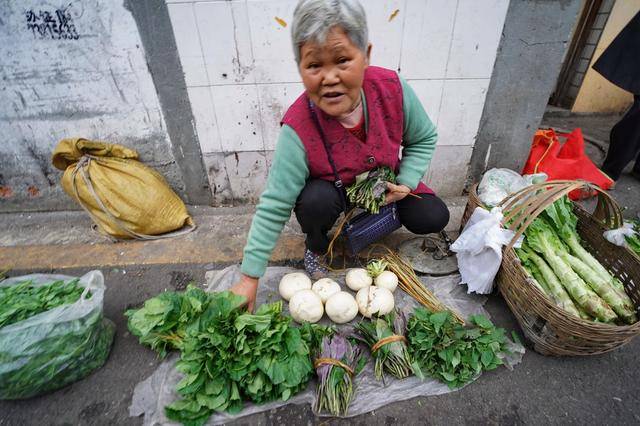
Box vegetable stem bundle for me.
[346,166,396,214]
[380,249,465,324]
[515,196,637,324]
[355,310,419,381]
[313,334,365,416]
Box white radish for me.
[311,278,341,303]
[289,289,324,323]
[345,268,372,291]
[355,286,395,318]
[279,272,312,301]
[374,271,398,293]
[325,291,359,324]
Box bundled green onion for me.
[355,310,419,381]
[313,333,365,416]
[346,166,396,214]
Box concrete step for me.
[0,196,468,271]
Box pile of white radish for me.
[278,259,400,324]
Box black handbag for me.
[308,100,402,255]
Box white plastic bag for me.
[0,271,115,399]
[478,168,547,207]
[451,207,520,294]
[603,222,637,247]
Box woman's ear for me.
[366,43,372,65]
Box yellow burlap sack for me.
[52,138,195,239]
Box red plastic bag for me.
[522,128,614,200]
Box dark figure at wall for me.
[592,11,640,182]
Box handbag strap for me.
[307,99,349,215]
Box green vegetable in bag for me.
[0,272,114,400]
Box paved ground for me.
[1,111,639,425]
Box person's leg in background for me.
[294,179,344,277]
[602,94,640,181]
[396,193,450,235]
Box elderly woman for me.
[231,0,449,310]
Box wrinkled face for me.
[298,26,370,118]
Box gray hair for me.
[291,0,368,64]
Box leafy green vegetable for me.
[346,166,396,214]
[355,310,419,381]
[407,308,509,389]
[314,333,366,416]
[0,279,85,328]
[127,287,324,425]
[626,219,640,256]
[0,277,113,400]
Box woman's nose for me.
[321,67,340,85]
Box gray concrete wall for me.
[468,0,583,183]
[0,0,210,212]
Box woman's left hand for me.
[384,182,412,205]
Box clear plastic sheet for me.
[129,266,524,425]
[0,271,115,399]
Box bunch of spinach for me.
[127,287,323,425]
[0,277,113,400]
[407,308,509,389]
[0,278,85,328]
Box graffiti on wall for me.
[25,8,79,40]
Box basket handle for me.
[496,180,623,249]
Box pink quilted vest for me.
[281,66,434,195]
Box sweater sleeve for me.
[395,75,438,191]
[240,125,309,278]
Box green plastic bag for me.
[0,271,115,399]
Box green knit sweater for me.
[241,75,437,277]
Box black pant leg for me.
[294,179,344,253]
[602,95,640,180]
[396,193,450,235]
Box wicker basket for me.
[461,180,640,356]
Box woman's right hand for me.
[229,274,259,312]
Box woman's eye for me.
[338,57,349,64]
[307,63,319,69]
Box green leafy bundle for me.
[355,310,419,381]
[313,333,366,416]
[127,287,322,426]
[626,219,640,256]
[0,278,85,328]
[514,196,636,324]
[346,166,396,214]
[0,276,113,400]
[407,309,508,389]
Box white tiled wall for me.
[167,0,509,202]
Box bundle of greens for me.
[127,287,322,425]
[355,310,419,381]
[313,333,366,416]
[407,309,508,389]
[346,166,396,214]
[514,196,637,324]
[626,219,640,255]
[0,278,85,328]
[0,275,114,400]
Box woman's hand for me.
[384,182,412,205]
[229,274,259,312]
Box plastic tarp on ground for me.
[129,266,524,425]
